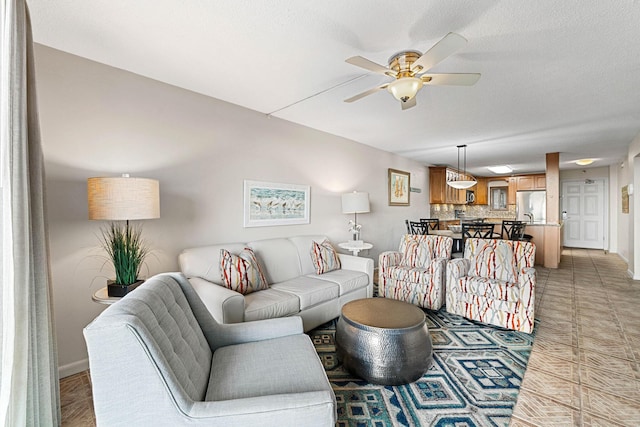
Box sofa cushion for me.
[206,334,330,401]
[270,276,340,310]
[455,276,518,301]
[247,238,302,284]
[310,239,341,274]
[467,240,517,283]
[307,269,369,295]
[220,248,269,295]
[386,266,434,285]
[288,235,331,276]
[243,288,300,322]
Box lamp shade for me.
[88,176,160,221]
[387,77,422,102]
[342,191,370,214]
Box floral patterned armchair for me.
[446,238,536,333]
[378,234,453,310]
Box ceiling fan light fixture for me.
[387,77,422,102]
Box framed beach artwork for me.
[243,180,310,227]
[388,168,410,206]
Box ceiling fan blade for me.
[401,97,417,110]
[344,84,388,103]
[411,32,468,73]
[346,56,396,76]
[422,73,481,86]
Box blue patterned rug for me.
[308,307,536,427]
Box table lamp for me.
[341,191,370,244]
[88,174,160,296]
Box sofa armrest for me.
[338,254,374,294]
[189,277,244,324]
[210,316,304,351]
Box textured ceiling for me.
[28,0,640,176]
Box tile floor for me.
[60,248,640,426]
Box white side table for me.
[91,287,121,305]
[338,241,373,256]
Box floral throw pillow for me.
[310,239,341,274]
[219,247,269,295]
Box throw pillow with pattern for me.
[310,239,341,274]
[219,247,269,294]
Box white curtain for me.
[0,0,61,425]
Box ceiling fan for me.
[344,32,480,110]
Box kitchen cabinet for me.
[429,167,471,204]
[516,174,546,191]
[475,177,488,205]
[508,177,517,205]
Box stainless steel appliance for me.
[466,190,475,204]
[516,190,546,223]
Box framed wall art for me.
[388,168,410,206]
[243,180,310,227]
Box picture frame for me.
[243,180,310,227]
[388,168,410,206]
[622,185,629,214]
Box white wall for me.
[34,45,431,376]
[614,133,640,276]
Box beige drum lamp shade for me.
[88,176,160,221]
[341,191,370,214]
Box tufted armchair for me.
[378,234,453,310]
[446,238,536,333]
[84,272,336,426]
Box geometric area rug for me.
[308,308,537,427]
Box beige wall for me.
[35,45,430,376]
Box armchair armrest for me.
[446,258,469,288]
[378,251,402,279]
[189,277,244,324]
[209,316,304,351]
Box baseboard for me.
[59,358,89,379]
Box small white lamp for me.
[341,191,370,244]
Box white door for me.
[562,179,605,249]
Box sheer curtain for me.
[0,0,61,425]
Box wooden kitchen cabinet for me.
[516,174,546,191]
[475,177,488,205]
[429,167,447,204]
[429,167,468,204]
[508,177,517,205]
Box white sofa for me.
[179,235,374,331]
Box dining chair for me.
[461,223,496,240]
[405,220,428,235]
[501,220,527,241]
[419,218,440,233]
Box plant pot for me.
[107,279,144,297]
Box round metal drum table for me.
[336,298,433,385]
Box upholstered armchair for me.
[378,234,453,310]
[446,238,536,333]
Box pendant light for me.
[447,145,477,189]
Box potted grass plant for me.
[100,222,150,297]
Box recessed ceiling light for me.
[575,159,594,166]
[487,165,513,174]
